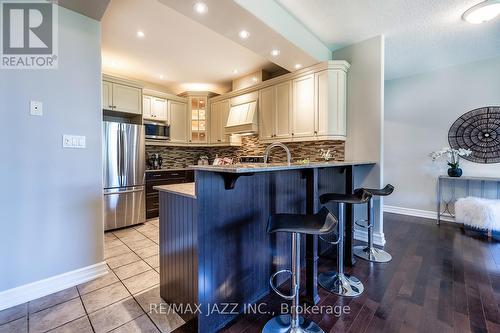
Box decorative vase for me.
[447,167,463,177]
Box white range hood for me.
[225,101,258,135]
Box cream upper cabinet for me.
[275,81,292,139]
[219,99,231,143]
[209,99,230,144]
[292,74,315,138]
[189,97,208,144]
[315,70,347,137]
[143,96,153,119]
[111,83,142,115]
[102,81,113,110]
[258,86,275,141]
[168,100,188,143]
[153,97,168,122]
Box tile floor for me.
[0,219,185,333]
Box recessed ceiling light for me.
[159,74,164,80]
[270,49,280,57]
[251,76,258,82]
[239,30,250,39]
[193,2,208,14]
[111,60,119,67]
[136,30,145,38]
[233,69,239,74]
[463,0,500,24]
[294,64,302,69]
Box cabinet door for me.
[153,97,168,121]
[315,70,347,137]
[275,81,292,139]
[209,101,221,144]
[169,100,188,143]
[259,86,275,141]
[112,83,142,115]
[292,74,315,138]
[102,81,113,110]
[219,99,231,143]
[143,96,153,119]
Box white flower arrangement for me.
[429,147,472,168]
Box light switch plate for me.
[30,101,43,116]
[63,135,86,149]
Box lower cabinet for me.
[145,170,194,219]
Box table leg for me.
[305,169,320,305]
[344,166,356,267]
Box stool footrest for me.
[269,269,295,300]
[319,233,339,245]
[354,219,372,229]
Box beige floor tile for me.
[113,260,151,280]
[122,269,159,295]
[29,287,79,314]
[126,238,156,251]
[112,227,140,238]
[88,297,143,333]
[81,282,130,313]
[136,244,159,259]
[154,266,160,274]
[119,233,147,244]
[142,230,159,239]
[0,302,27,325]
[105,244,132,259]
[135,223,158,233]
[144,254,159,268]
[77,270,119,295]
[150,219,159,227]
[107,252,141,269]
[147,308,184,333]
[0,316,27,333]
[28,298,85,333]
[47,316,93,333]
[105,238,124,250]
[133,286,165,313]
[110,314,159,333]
[105,232,117,241]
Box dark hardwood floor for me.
[173,213,500,333]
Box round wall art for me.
[448,106,500,164]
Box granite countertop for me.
[189,160,376,174]
[145,167,192,172]
[154,183,196,199]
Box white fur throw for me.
[455,197,500,231]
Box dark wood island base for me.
[156,161,375,333]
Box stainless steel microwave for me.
[144,121,170,140]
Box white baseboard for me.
[383,205,456,222]
[0,261,108,311]
[354,229,386,246]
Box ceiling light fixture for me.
[136,30,145,38]
[270,49,280,57]
[251,76,258,82]
[159,74,164,80]
[193,2,208,14]
[233,69,239,74]
[294,64,302,69]
[463,0,500,24]
[239,30,250,39]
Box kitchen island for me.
[155,161,375,333]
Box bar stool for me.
[317,189,372,297]
[353,184,394,263]
[263,207,338,333]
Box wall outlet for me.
[63,135,86,149]
[30,101,43,116]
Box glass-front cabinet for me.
[189,96,207,143]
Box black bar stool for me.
[353,184,394,263]
[263,207,338,333]
[318,189,372,297]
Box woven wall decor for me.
[448,106,500,164]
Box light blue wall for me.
[0,8,103,291]
[385,56,500,212]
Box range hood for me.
[225,101,258,135]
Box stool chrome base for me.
[262,315,324,333]
[353,245,392,263]
[318,271,364,297]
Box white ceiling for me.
[101,0,276,94]
[277,0,500,80]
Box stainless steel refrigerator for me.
[103,121,145,231]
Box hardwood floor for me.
[174,213,500,333]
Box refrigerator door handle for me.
[104,187,144,195]
[118,124,124,187]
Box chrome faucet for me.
[263,142,292,165]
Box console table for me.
[437,175,500,224]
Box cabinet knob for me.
[292,133,294,136]
[314,131,318,135]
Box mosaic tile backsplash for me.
[145,135,345,169]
